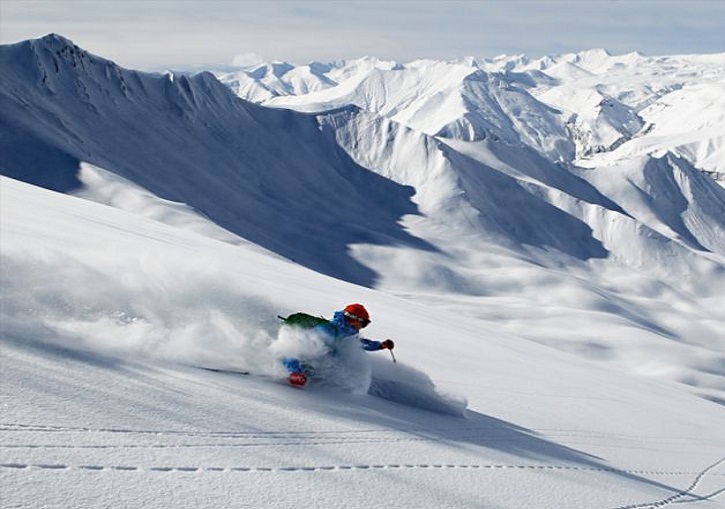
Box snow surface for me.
[2,35,725,509]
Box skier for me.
[281,303,394,386]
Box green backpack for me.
[277,312,331,329]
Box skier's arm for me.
[359,338,394,351]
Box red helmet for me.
[343,303,370,325]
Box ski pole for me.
[389,349,396,363]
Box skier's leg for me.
[282,358,307,386]
[282,357,302,373]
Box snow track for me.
[611,455,725,509]
[3,422,724,498]
[3,461,723,478]
[3,422,718,450]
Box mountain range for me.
[1,34,725,509]
[2,33,724,398]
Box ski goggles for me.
[344,311,371,327]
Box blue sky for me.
[2,0,724,69]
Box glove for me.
[381,339,395,350]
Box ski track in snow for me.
[610,456,725,509]
[3,422,724,509]
[2,422,718,448]
[3,462,723,478]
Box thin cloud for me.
[1,0,724,69]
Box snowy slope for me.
[3,176,725,509]
[321,109,725,405]
[582,80,725,179]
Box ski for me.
[199,367,251,376]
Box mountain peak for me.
[27,32,101,72]
[33,33,84,54]
[40,32,74,44]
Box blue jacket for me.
[283,310,382,374]
[315,310,382,352]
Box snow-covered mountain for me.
[218,48,725,179]
[0,34,428,286]
[2,35,725,509]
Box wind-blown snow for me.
[2,35,725,509]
